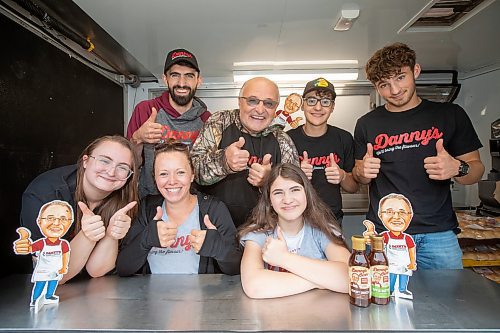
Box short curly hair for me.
[365,43,416,84]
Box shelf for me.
[463,259,500,267]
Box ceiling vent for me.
[416,70,461,103]
[399,0,495,33]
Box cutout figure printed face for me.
[38,202,73,239]
[378,196,413,234]
[284,93,302,114]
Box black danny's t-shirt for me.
[288,125,355,218]
[353,99,482,234]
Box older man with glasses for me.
[378,193,417,299]
[191,77,299,227]
[287,78,359,227]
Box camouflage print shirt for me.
[191,109,299,185]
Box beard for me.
[168,85,197,106]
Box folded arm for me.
[279,242,350,294]
[241,241,319,299]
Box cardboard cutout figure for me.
[13,200,73,312]
[273,93,303,128]
[362,193,416,300]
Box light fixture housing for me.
[233,60,359,68]
[333,4,360,31]
[233,69,358,83]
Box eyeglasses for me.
[381,210,410,218]
[40,216,70,224]
[304,97,334,107]
[89,155,133,180]
[239,96,279,109]
[154,141,190,153]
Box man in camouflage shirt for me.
[192,77,299,227]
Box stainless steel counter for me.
[0,270,499,332]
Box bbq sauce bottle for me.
[349,235,370,307]
[369,235,390,305]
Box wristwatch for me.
[456,159,470,177]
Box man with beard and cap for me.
[191,77,299,228]
[127,48,211,198]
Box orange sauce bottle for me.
[349,235,370,307]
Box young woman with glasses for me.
[239,163,350,298]
[116,140,241,276]
[20,135,139,283]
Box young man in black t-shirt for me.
[288,78,359,226]
[353,43,485,269]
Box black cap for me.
[302,77,336,99]
[164,48,199,73]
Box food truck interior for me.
[1,0,499,281]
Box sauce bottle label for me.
[370,265,390,298]
[349,266,371,299]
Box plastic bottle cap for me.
[371,235,384,250]
[351,235,366,251]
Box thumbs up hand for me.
[300,151,313,180]
[132,107,163,144]
[423,139,460,180]
[362,220,377,246]
[262,226,289,267]
[325,153,345,184]
[107,201,137,240]
[154,206,178,248]
[78,201,106,242]
[225,137,250,172]
[188,215,218,253]
[357,143,381,179]
[13,227,32,255]
[289,117,303,129]
[248,153,272,187]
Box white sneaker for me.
[44,295,59,304]
[31,297,44,313]
[395,289,413,300]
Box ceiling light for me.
[333,3,360,31]
[233,60,358,68]
[233,69,358,83]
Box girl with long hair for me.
[239,163,349,298]
[21,135,139,283]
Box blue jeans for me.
[412,230,463,269]
[389,273,409,293]
[32,280,58,302]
